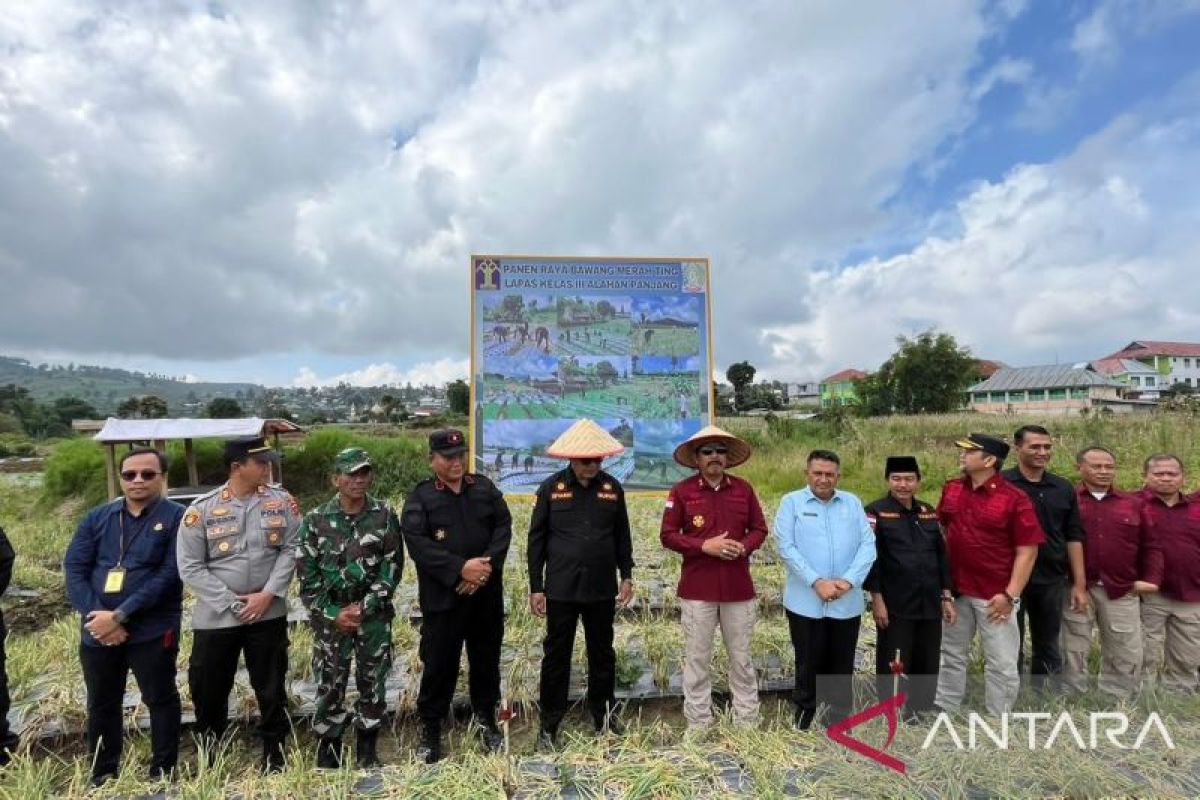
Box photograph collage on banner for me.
[471,256,713,492]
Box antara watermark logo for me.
[826,693,1175,775]
[921,710,1176,752]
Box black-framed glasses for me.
[120,469,161,481]
[697,446,728,456]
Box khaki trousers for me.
[1061,585,1142,698]
[680,599,759,727]
[936,596,1020,716]
[1141,592,1200,692]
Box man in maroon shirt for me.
[661,425,767,731]
[1139,454,1200,692]
[1062,447,1161,698]
[935,433,1043,716]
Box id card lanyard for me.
[104,509,148,593]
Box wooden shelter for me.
[92,418,304,501]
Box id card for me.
[103,568,126,593]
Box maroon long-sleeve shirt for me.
[660,474,768,602]
[1139,489,1200,603]
[1076,486,1162,600]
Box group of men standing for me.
[51,419,1200,784]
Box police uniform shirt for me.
[863,494,951,620]
[528,467,634,604]
[401,473,512,615]
[176,482,301,630]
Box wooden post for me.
[104,444,117,500]
[185,438,199,486]
[272,431,282,484]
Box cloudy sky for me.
[3,0,1199,387]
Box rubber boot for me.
[316,736,342,769]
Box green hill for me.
[0,355,262,416]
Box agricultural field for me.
[631,325,699,358]
[2,411,1200,797]
[557,375,702,421]
[554,320,633,358]
[479,381,561,421]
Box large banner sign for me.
[470,255,714,493]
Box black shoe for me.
[316,737,342,770]
[594,714,624,736]
[148,765,176,782]
[478,720,504,754]
[794,709,816,731]
[261,738,286,774]
[536,726,560,751]
[416,721,442,764]
[355,728,382,769]
[90,772,116,788]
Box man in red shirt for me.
[661,425,767,732]
[1062,447,1161,698]
[935,433,1043,716]
[1139,454,1200,692]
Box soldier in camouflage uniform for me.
[297,447,403,769]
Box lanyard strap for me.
[116,508,151,567]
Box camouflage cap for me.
[334,447,372,474]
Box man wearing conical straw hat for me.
[528,419,634,747]
[661,425,767,732]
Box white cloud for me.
[759,84,1200,379]
[0,0,1002,374]
[292,359,468,388]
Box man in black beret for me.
[401,429,512,763]
[864,456,954,717]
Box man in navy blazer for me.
[65,447,184,786]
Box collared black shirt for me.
[401,473,512,614]
[528,467,633,603]
[863,494,950,620]
[1001,468,1085,586]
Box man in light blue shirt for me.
[774,449,876,729]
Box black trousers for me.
[188,617,290,745]
[0,613,22,760]
[540,599,616,730]
[1018,580,1065,683]
[875,617,942,713]
[417,592,503,723]
[80,632,181,779]
[788,611,860,724]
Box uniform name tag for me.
[550,492,573,501]
[597,492,619,501]
[103,568,126,593]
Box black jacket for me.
[863,494,951,620]
[528,467,633,603]
[401,474,512,614]
[1001,468,1085,586]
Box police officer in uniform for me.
[298,447,402,769]
[863,456,955,717]
[528,419,634,747]
[401,429,512,763]
[176,436,300,772]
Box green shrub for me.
[41,439,107,509]
[0,434,37,458]
[281,428,429,504]
[165,439,226,487]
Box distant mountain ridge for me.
[0,355,263,415]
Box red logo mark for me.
[826,692,907,774]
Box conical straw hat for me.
[673,424,752,469]
[546,419,625,459]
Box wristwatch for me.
[1003,591,1020,607]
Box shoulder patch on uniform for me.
[184,508,200,527]
[287,494,300,516]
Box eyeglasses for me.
[697,446,728,456]
[120,469,161,481]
